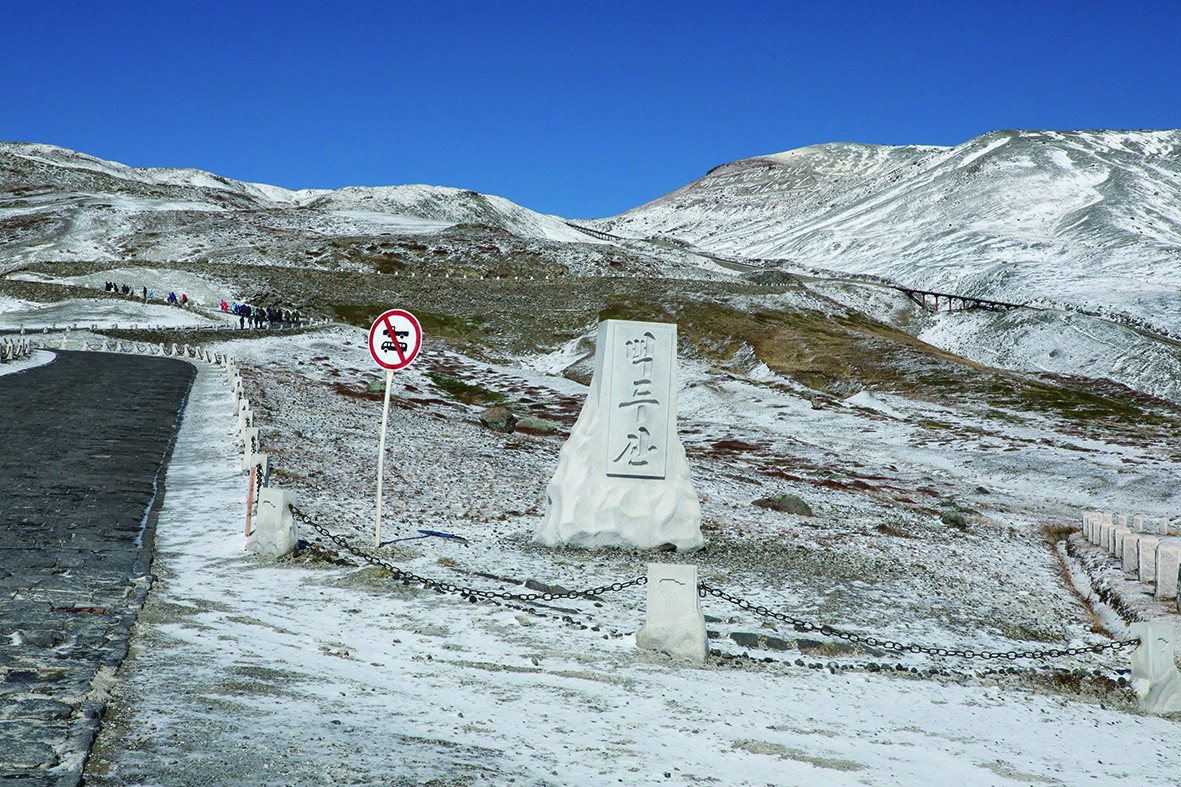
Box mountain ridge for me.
[3,132,1180,403]
[589,129,1181,333]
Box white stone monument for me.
[1098,521,1114,551]
[1113,525,1131,555]
[1082,511,1101,543]
[536,320,703,551]
[1113,526,1126,555]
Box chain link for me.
[698,584,1140,662]
[288,508,1140,662]
[291,506,646,603]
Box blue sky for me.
[3,0,1179,217]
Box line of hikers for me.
[102,281,304,328]
[104,282,189,306]
[222,301,304,330]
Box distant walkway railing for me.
[0,335,32,363]
[892,285,1028,313]
[26,328,229,364]
[564,222,629,242]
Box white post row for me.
[1086,511,1181,605]
[1114,524,1131,557]
[1097,517,1109,548]
[636,563,708,664]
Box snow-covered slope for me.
[304,185,593,243]
[0,142,603,271]
[592,130,1181,334]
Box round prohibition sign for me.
[368,309,423,370]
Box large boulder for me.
[479,405,517,433]
[940,509,968,529]
[753,493,814,517]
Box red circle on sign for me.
[368,309,423,370]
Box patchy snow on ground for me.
[916,307,1181,405]
[86,351,1181,787]
[842,390,909,420]
[9,267,235,307]
[0,297,222,331]
[7,295,1179,785]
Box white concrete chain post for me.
[1139,535,1160,582]
[1130,622,1181,715]
[636,564,708,664]
[247,488,298,558]
[1156,543,1181,600]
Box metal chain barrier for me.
[291,505,646,603]
[699,584,1139,662]
[289,510,1139,662]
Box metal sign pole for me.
[374,368,395,548]
[368,308,422,549]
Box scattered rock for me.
[478,405,517,433]
[712,438,766,453]
[515,415,559,434]
[729,632,760,649]
[975,485,990,495]
[524,579,571,595]
[940,509,968,529]
[753,494,814,517]
[561,356,595,386]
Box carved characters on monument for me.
[606,324,674,479]
[536,319,702,551]
[611,332,659,471]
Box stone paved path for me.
[0,351,195,786]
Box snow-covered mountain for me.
[0,142,619,274]
[591,129,1181,335]
[3,135,1180,403]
